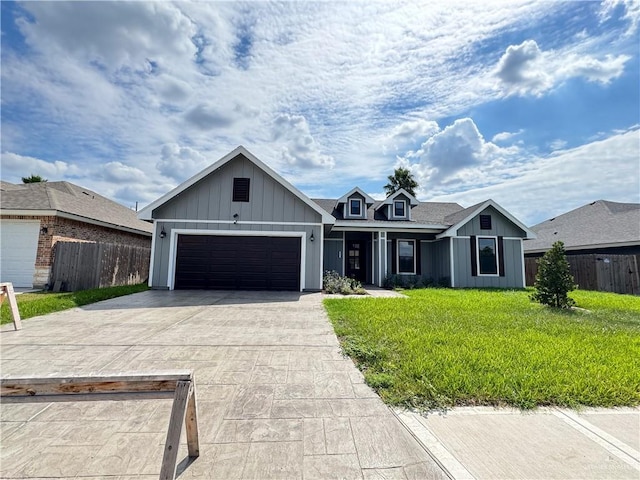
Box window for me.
[397,240,415,274]
[394,200,406,217]
[478,237,498,275]
[349,199,362,216]
[233,178,250,202]
[480,214,492,230]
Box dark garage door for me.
[175,235,301,291]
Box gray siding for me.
[150,154,323,290]
[456,206,526,237]
[452,237,524,288]
[431,239,451,284]
[323,238,344,275]
[344,192,367,220]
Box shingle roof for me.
[0,181,152,235]
[312,198,464,225]
[524,200,640,253]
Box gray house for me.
[139,146,535,291]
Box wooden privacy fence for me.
[51,241,150,291]
[0,370,199,480]
[525,254,640,295]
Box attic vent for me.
[479,214,492,230]
[233,178,250,202]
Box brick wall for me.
[1,215,151,287]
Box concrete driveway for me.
[0,290,448,479]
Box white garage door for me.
[0,221,40,288]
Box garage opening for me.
[175,235,301,291]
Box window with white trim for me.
[394,200,406,217]
[477,237,498,275]
[397,240,415,274]
[349,198,362,216]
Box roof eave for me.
[1,209,152,236]
[138,146,335,225]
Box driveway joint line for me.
[552,408,640,469]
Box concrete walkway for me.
[396,406,640,479]
[0,290,447,479]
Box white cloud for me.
[272,114,335,169]
[102,162,146,183]
[600,0,640,36]
[16,2,197,72]
[492,129,524,143]
[384,119,440,152]
[429,128,640,225]
[401,118,519,188]
[157,144,209,180]
[548,139,568,151]
[495,39,629,96]
[0,152,81,180]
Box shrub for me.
[530,241,577,309]
[323,271,366,295]
[383,274,438,289]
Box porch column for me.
[378,231,387,286]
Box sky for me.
[1,0,639,226]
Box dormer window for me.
[349,199,362,216]
[394,200,406,218]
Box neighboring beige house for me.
[0,181,152,288]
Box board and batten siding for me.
[456,206,526,238]
[452,237,524,288]
[323,237,344,275]
[150,154,323,290]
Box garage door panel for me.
[0,221,40,288]
[175,235,301,291]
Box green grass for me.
[1,283,149,325]
[324,288,640,410]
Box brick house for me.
[0,181,152,288]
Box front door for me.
[346,240,367,283]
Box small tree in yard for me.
[531,241,577,309]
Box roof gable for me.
[335,187,375,208]
[378,188,419,207]
[138,146,335,224]
[437,199,535,239]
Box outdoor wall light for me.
[310,230,315,242]
[233,213,239,224]
[40,226,48,235]
[160,227,166,239]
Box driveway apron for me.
[0,290,449,479]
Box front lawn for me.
[324,289,640,410]
[1,283,149,325]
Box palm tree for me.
[22,174,48,183]
[383,167,418,197]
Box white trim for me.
[519,238,526,288]
[371,232,375,285]
[154,218,322,227]
[319,228,324,289]
[347,198,364,218]
[396,239,417,275]
[336,187,375,207]
[138,146,335,225]
[449,236,455,287]
[453,235,522,241]
[342,232,345,275]
[324,238,343,241]
[476,236,500,277]
[436,199,536,239]
[378,188,419,207]
[333,221,445,231]
[378,231,384,287]
[167,229,306,292]
[1,209,152,236]
[392,200,407,219]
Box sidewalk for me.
[395,406,640,479]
